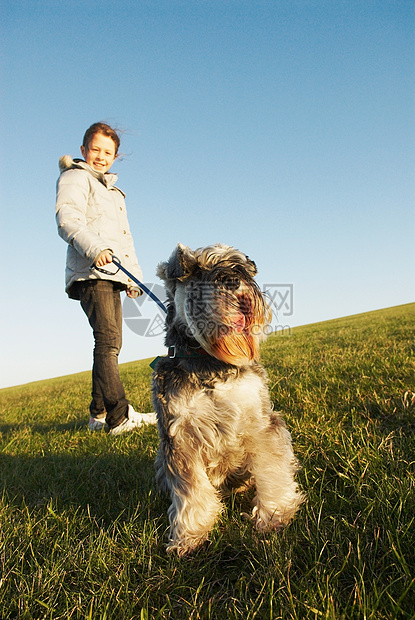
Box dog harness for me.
[150,346,211,370]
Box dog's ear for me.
[176,243,197,280]
[245,256,258,277]
[156,243,197,282]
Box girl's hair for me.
[82,122,121,155]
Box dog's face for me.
[157,243,271,365]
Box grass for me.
[0,303,414,619]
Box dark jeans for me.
[78,280,129,429]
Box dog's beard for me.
[183,281,271,365]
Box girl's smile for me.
[80,133,117,174]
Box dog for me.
[152,243,304,555]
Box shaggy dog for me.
[152,243,303,555]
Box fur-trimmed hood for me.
[59,154,78,173]
[58,155,123,194]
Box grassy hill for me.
[0,303,414,619]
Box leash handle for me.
[91,255,167,314]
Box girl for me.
[56,122,156,435]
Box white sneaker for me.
[108,406,157,436]
[140,412,157,425]
[88,415,107,431]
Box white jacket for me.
[56,156,143,298]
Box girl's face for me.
[81,132,117,173]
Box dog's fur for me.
[152,243,304,555]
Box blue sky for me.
[1,0,414,388]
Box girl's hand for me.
[94,250,113,267]
[127,287,140,299]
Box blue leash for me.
[91,255,167,314]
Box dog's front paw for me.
[166,534,209,557]
[251,505,285,532]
